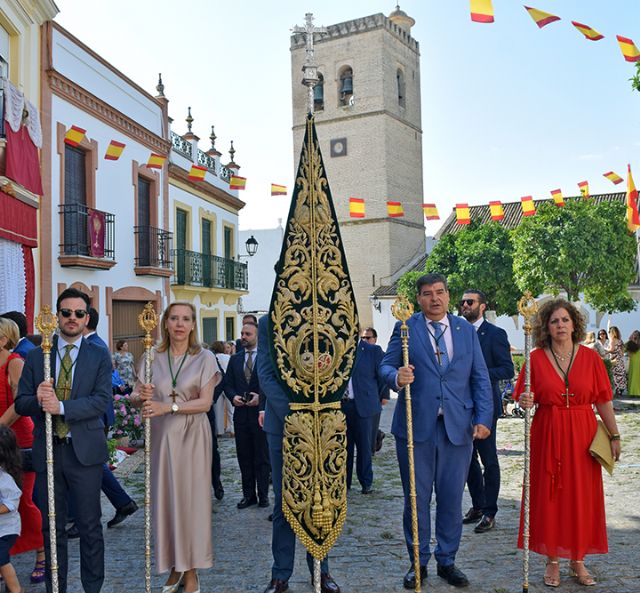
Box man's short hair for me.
[56,288,90,312]
[416,273,448,294]
[463,289,487,305]
[0,311,27,338]
[242,314,258,324]
[87,307,99,331]
[363,327,378,338]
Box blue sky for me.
[55,0,640,233]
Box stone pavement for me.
[10,398,640,593]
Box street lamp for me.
[239,235,259,259]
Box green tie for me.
[54,344,74,439]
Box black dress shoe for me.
[375,430,385,452]
[258,498,270,508]
[462,507,483,524]
[66,523,80,539]
[437,564,469,587]
[474,515,495,533]
[267,513,273,521]
[237,496,257,509]
[262,578,289,593]
[361,486,373,494]
[319,573,340,593]
[107,500,139,528]
[403,565,427,589]
[214,485,224,501]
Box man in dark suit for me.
[342,334,387,494]
[380,273,493,589]
[459,289,514,534]
[15,288,112,593]
[256,315,340,593]
[224,321,270,509]
[0,310,36,358]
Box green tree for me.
[512,200,637,312]
[631,61,640,93]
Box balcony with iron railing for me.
[170,131,231,183]
[58,203,116,269]
[172,249,248,291]
[134,226,173,276]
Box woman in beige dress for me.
[134,302,220,593]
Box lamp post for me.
[239,235,259,259]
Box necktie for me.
[54,344,74,439]
[430,321,450,371]
[244,350,254,382]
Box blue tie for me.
[430,321,450,371]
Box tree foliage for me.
[631,61,640,94]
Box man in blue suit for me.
[256,315,340,593]
[0,310,36,358]
[16,288,112,593]
[459,289,513,534]
[380,273,493,589]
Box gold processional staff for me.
[391,296,422,593]
[35,306,60,593]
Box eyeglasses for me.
[459,299,477,307]
[58,308,88,319]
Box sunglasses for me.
[58,308,88,319]
[459,299,477,307]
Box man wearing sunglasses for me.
[16,287,112,593]
[459,290,514,535]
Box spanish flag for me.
[188,164,207,182]
[349,198,365,218]
[572,21,604,41]
[271,184,287,196]
[524,6,560,29]
[489,201,504,221]
[521,196,536,217]
[229,175,247,190]
[626,164,640,232]
[64,125,86,147]
[578,181,589,199]
[422,203,439,220]
[616,35,640,63]
[550,189,564,207]
[456,203,471,225]
[146,153,166,169]
[470,0,494,23]
[104,140,125,161]
[387,201,404,218]
[603,171,624,185]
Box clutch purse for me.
[589,420,614,476]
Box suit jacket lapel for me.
[412,314,439,370]
[71,338,87,399]
[449,314,465,366]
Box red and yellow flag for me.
[521,196,536,217]
[349,198,365,218]
[422,203,439,220]
[456,203,471,225]
[489,200,504,221]
[524,6,560,29]
[572,21,604,41]
[146,153,166,169]
[104,140,125,161]
[578,180,589,199]
[271,184,287,196]
[550,189,564,207]
[603,171,624,185]
[470,0,494,23]
[387,201,404,218]
[64,125,86,147]
[229,175,247,190]
[616,35,640,63]
[627,164,640,232]
[188,164,207,182]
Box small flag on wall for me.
[578,180,590,198]
[470,0,494,23]
[616,35,640,63]
[523,6,560,29]
[571,21,604,41]
[422,203,439,220]
[550,189,565,207]
[229,175,247,190]
[104,140,125,160]
[521,196,536,217]
[627,164,640,232]
[603,171,624,185]
[271,184,287,196]
[387,201,404,217]
[489,200,504,221]
[188,164,207,182]
[64,125,86,147]
[456,203,471,225]
[146,153,166,169]
[349,198,365,218]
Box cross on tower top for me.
[292,13,327,114]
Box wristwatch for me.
[171,403,179,415]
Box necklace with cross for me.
[550,345,576,407]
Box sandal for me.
[569,560,596,586]
[544,560,560,587]
[30,558,46,584]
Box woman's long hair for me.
[0,425,22,489]
[532,299,586,349]
[626,330,640,354]
[156,301,201,355]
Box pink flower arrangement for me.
[113,393,143,442]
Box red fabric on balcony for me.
[22,245,35,333]
[4,125,43,196]
[0,191,37,248]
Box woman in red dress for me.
[0,318,45,583]
[516,299,621,587]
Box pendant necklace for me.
[167,349,189,405]
[550,344,576,408]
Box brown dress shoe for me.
[320,573,340,593]
[263,578,289,593]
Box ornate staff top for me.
[391,294,414,323]
[138,302,158,349]
[517,291,538,332]
[35,306,58,354]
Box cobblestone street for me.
[11,399,640,593]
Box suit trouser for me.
[35,442,104,593]
[466,412,500,517]
[234,419,270,500]
[68,464,132,520]
[267,431,328,581]
[342,400,374,490]
[207,411,223,490]
[396,418,473,567]
[371,411,382,455]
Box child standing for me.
[0,425,23,593]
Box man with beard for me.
[459,289,513,534]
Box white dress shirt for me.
[425,315,454,361]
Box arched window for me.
[314,73,324,112]
[397,69,406,108]
[339,67,353,106]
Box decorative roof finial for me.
[210,125,217,150]
[229,140,236,163]
[186,107,193,134]
[156,73,165,98]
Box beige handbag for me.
[589,420,614,476]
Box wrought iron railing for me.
[59,203,115,259]
[172,249,248,291]
[197,149,217,174]
[170,131,193,159]
[134,226,173,268]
